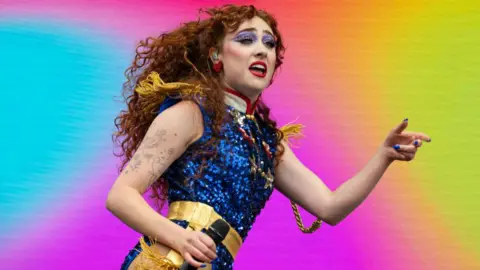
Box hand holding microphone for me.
[178,219,230,269]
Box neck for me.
[224,88,259,115]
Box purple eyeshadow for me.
[262,34,276,46]
[233,31,257,42]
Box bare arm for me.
[275,119,430,226]
[275,141,392,226]
[106,100,203,249]
[274,141,335,225]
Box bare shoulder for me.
[112,99,204,193]
[151,99,204,146]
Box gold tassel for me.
[279,122,305,148]
[135,71,203,95]
[134,71,204,113]
[134,237,179,270]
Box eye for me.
[238,37,254,44]
[262,35,277,49]
[233,32,257,45]
[265,40,276,48]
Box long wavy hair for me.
[113,4,286,206]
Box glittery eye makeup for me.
[262,34,276,48]
[233,31,257,43]
[233,29,276,49]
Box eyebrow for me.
[237,27,274,37]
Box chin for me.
[231,79,270,97]
[246,84,267,95]
[250,80,271,91]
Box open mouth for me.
[249,61,267,78]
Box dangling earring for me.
[213,61,223,72]
[211,51,222,72]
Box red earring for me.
[213,61,223,72]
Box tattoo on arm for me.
[125,128,176,183]
[146,148,175,182]
[142,130,167,148]
[128,155,142,172]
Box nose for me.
[253,40,269,59]
[254,47,268,59]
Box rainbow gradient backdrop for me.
[1,1,479,269]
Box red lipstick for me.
[249,61,267,78]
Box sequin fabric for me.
[121,98,278,270]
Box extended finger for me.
[183,252,205,269]
[392,144,417,153]
[402,131,431,142]
[391,118,409,134]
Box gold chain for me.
[290,200,322,233]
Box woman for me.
[107,4,431,270]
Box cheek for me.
[223,43,250,61]
[268,52,276,67]
[267,53,277,78]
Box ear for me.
[209,47,221,63]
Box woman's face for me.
[217,16,277,100]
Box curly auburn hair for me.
[113,4,286,205]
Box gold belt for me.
[165,201,243,267]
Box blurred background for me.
[1,0,479,269]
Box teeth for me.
[250,64,266,71]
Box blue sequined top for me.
[121,97,278,270]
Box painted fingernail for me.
[427,138,431,142]
[414,140,418,146]
[201,264,207,268]
[403,118,408,122]
[393,144,400,150]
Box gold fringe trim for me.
[135,71,202,95]
[279,121,305,147]
[134,71,204,113]
[134,237,178,270]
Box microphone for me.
[179,219,230,270]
